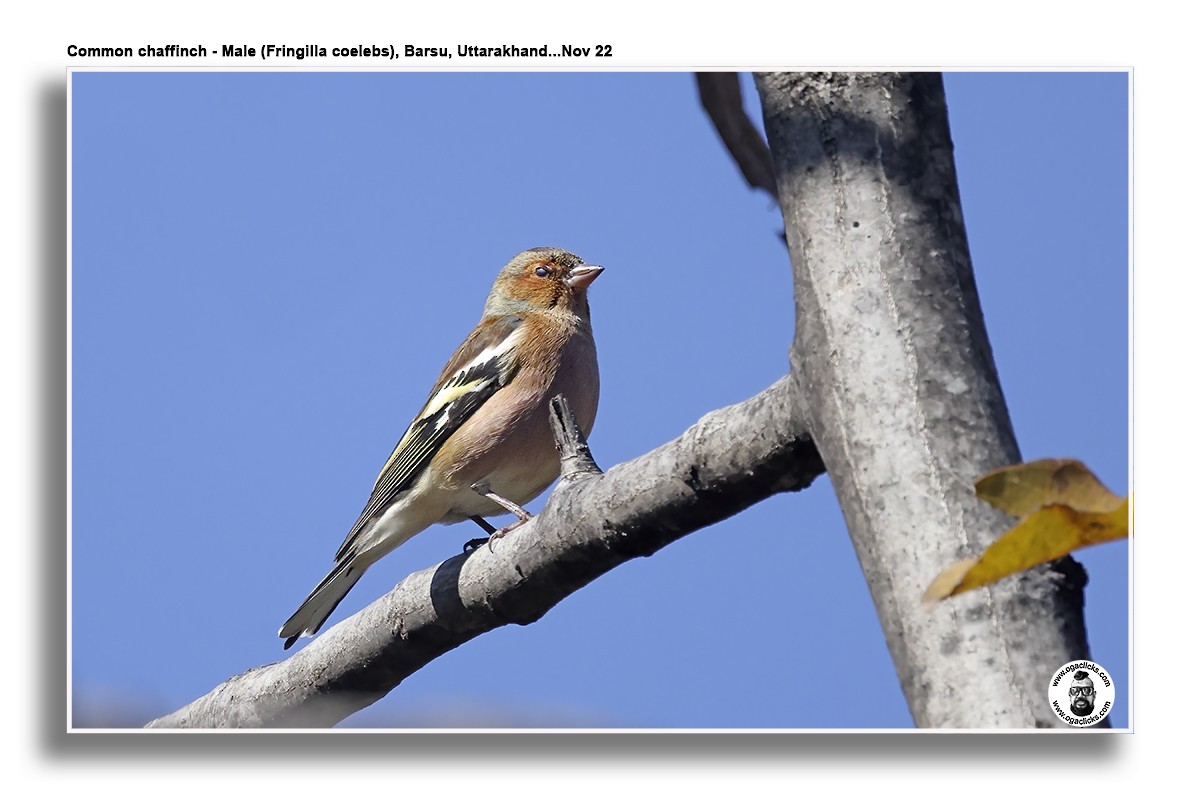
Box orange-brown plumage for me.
[278,247,603,648]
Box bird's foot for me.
[486,516,532,553]
[463,489,535,552]
[470,483,535,521]
[463,515,496,551]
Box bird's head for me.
[484,247,604,321]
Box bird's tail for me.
[279,557,363,650]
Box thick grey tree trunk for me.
[755,71,1093,727]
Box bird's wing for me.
[334,315,524,561]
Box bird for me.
[278,247,603,649]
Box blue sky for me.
[70,71,1128,729]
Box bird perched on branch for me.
[279,247,603,649]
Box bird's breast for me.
[433,326,599,520]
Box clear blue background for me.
[70,71,1129,728]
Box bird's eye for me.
[534,266,551,278]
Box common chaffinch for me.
[279,247,603,649]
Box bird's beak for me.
[566,264,604,289]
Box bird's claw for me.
[463,517,532,553]
[485,517,533,552]
[487,529,508,553]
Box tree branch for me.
[695,72,779,200]
[146,378,822,728]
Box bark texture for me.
[147,380,821,728]
[755,71,1093,728]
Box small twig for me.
[549,394,602,481]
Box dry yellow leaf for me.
[922,459,1129,609]
[974,459,1123,517]
[921,558,977,610]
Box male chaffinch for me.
[279,247,603,649]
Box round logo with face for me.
[1047,660,1114,727]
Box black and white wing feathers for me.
[334,315,523,561]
